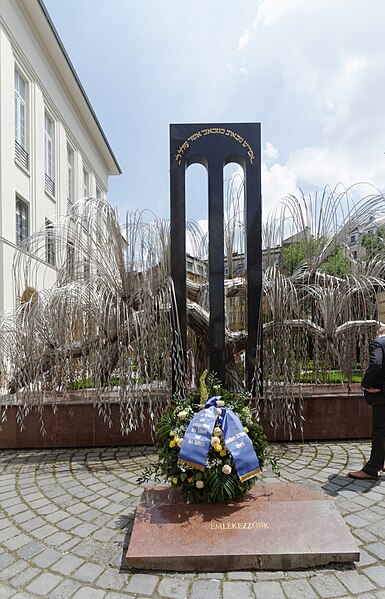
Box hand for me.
[365,387,382,393]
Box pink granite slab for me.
[126,483,359,571]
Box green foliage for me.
[280,238,351,277]
[319,244,352,277]
[138,374,279,504]
[68,377,95,390]
[299,369,362,384]
[280,241,306,275]
[68,375,132,389]
[361,228,385,262]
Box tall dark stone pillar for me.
[208,163,225,384]
[170,123,262,393]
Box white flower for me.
[196,480,204,489]
[213,427,222,436]
[216,400,225,407]
[211,436,221,446]
[216,408,222,415]
[177,438,183,448]
[178,410,188,419]
[222,465,232,475]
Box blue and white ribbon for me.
[178,396,260,482]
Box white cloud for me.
[239,67,248,79]
[263,142,279,160]
[45,0,385,221]
[261,162,298,216]
[253,0,336,28]
[287,145,380,190]
[344,56,367,80]
[253,0,315,27]
[238,29,250,50]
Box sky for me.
[43,0,385,226]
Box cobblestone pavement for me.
[2,442,385,598]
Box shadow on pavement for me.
[322,473,383,497]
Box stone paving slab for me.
[1,441,385,597]
[127,484,359,571]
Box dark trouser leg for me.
[363,403,385,476]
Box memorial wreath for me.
[138,372,278,503]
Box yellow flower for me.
[244,427,249,433]
[172,476,178,485]
[199,369,209,406]
[211,436,221,446]
[169,439,177,448]
[214,444,222,452]
[220,449,227,457]
[187,477,193,483]
[222,465,232,475]
[196,480,204,489]
[169,431,175,437]
[178,410,188,419]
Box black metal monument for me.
[170,123,262,393]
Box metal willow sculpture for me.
[260,183,385,431]
[1,200,186,434]
[0,183,384,436]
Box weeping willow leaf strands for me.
[0,184,385,437]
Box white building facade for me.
[0,0,121,312]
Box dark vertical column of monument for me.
[208,162,225,384]
[170,123,262,393]
[245,125,262,393]
[170,131,187,376]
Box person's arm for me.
[362,340,385,389]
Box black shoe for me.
[348,470,378,481]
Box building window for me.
[44,113,55,195]
[45,219,55,266]
[96,187,101,199]
[67,147,74,210]
[350,234,356,244]
[16,197,29,247]
[83,169,89,197]
[14,70,28,169]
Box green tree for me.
[280,242,306,276]
[319,244,352,277]
[361,227,385,262]
[281,239,351,277]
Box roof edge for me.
[36,0,122,175]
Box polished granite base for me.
[126,482,359,571]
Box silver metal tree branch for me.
[2,200,185,434]
[0,183,385,437]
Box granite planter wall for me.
[0,386,372,449]
[259,387,371,442]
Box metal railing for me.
[45,173,55,196]
[15,140,29,169]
